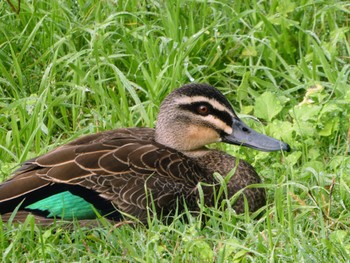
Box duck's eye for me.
[196,105,209,116]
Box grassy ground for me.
[0,0,350,261]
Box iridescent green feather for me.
[25,191,99,219]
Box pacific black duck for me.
[0,83,290,224]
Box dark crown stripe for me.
[173,83,234,110]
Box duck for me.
[0,83,290,224]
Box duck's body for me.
[0,84,289,224]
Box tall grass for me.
[0,0,349,261]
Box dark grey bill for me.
[223,118,291,152]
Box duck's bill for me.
[223,118,291,152]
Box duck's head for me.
[155,83,290,152]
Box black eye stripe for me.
[179,102,233,127]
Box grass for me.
[0,0,350,261]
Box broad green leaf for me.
[318,120,339,137]
[254,91,285,121]
[290,104,322,122]
[285,151,302,166]
[240,46,257,58]
[267,120,294,142]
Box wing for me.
[0,128,202,221]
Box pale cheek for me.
[185,126,220,148]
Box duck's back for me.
[0,128,207,222]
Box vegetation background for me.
[0,0,349,261]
